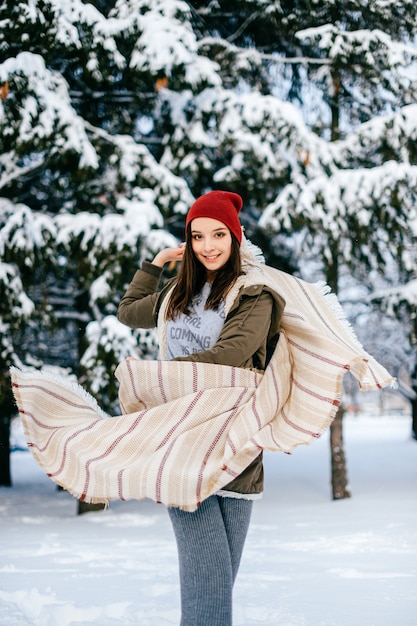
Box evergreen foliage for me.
[1,0,416,484]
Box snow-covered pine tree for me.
[0,0,416,498]
[145,1,417,497]
[0,0,198,484]
[0,198,57,485]
[256,1,417,496]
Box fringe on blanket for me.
[9,257,396,510]
[10,365,110,420]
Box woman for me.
[117,190,285,626]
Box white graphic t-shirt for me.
[166,283,226,359]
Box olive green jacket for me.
[117,261,285,496]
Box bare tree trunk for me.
[330,71,341,142]
[326,222,351,499]
[411,396,417,441]
[411,366,417,440]
[0,416,11,487]
[0,378,15,487]
[77,500,106,515]
[330,406,351,500]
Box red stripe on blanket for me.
[126,359,146,409]
[258,425,283,450]
[269,362,281,412]
[251,393,263,431]
[19,408,60,432]
[13,381,100,411]
[226,435,237,455]
[156,390,205,451]
[293,278,358,353]
[281,405,322,438]
[118,469,126,501]
[20,407,61,454]
[196,387,249,503]
[155,391,206,503]
[250,362,284,448]
[359,361,383,389]
[223,466,238,478]
[158,361,167,403]
[155,440,176,504]
[80,411,149,501]
[226,363,279,456]
[48,421,101,479]
[287,337,350,369]
[292,375,341,407]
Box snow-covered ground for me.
[1,413,416,626]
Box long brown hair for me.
[165,224,242,320]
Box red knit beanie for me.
[186,191,243,244]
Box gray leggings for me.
[168,495,253,626]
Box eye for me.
[215,232,225,238]
[191,234,202,240]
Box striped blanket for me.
[10,264,394,511]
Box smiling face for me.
[190,217,233,280]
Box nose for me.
[203,237,215,251]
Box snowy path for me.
[0,415,416,625]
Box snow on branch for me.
[0,198,56,261]
[260,160,417,267]
[84,121,193,215]
[0,52,98,172]
[297,24,417,66]
[162,86,335,188]
[371,279,417,310]
[111,0,220,88]
[334,104,417,167]
[0,262,35,319]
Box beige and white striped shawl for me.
[10,263,394,511]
